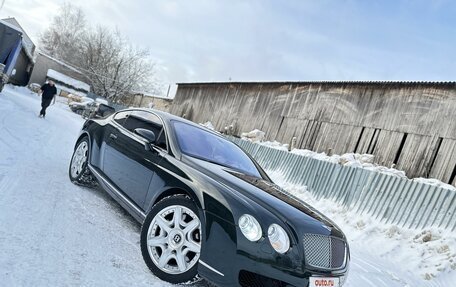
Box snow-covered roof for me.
[47,69,90,92]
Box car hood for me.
[183,155,346,240]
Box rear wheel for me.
[69,136,96,187]
[141,195,202,284]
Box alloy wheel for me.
[70,141,88,178]
[146,204,201,275]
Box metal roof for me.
[0,18,22,33]
[177,81,456,86]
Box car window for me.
[173,121,261,177]
[98,104,115,117]
[113,111,130,126]
[123,111,167,150]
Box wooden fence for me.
[170,82,456,186]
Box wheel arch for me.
[152,187,202,211]
[75,131,91,149]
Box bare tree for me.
[39,2,86,62]
[78,26,156,101]
[39,2,157,101]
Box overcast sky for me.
[1,0,456,85]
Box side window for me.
[113,111,130,126]
[124,111,167,150]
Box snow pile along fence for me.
[229,137,456,231]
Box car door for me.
[102,110,165,209]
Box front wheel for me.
[141,195,202,284]
[69,136,96,187]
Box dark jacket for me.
[41,84,57,100]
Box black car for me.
[69,109,350,287]
[81,102,116,119]
[69,98,93,115]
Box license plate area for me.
[309,277,340,287]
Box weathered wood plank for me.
[170,82,456,185]
[429,139,456,183]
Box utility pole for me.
[166,84,171,98]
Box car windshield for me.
[173,121,261,178]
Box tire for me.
[141,195,202,284]
[69,136,97,187]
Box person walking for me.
[39,80,57,118]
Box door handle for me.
[109,133,118,140]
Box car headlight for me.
[268,224,290,253]
[239,214,262,241]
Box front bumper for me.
[198,211,349,287]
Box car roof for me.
[123,108,221,136]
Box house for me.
[45,69,90,98]
[29,51,89,86]
[1,17,35,86]
[29,51,92,98]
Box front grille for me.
[303,234,346,270]
[239,270,289,287]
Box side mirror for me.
[134,128,156,149]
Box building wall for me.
[171,82,456,185]
[117,93,173,112]
[134,96,172,112]
[8,49,32,86]
[29,53,89,86]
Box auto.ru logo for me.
[314,279,335,286]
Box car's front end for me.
[192,160,350,287]
[200,210,349,287]
[233,228,349,287]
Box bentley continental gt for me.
[69,108,350,287]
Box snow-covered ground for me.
[0,85,454,286]
[0,86,184,286]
